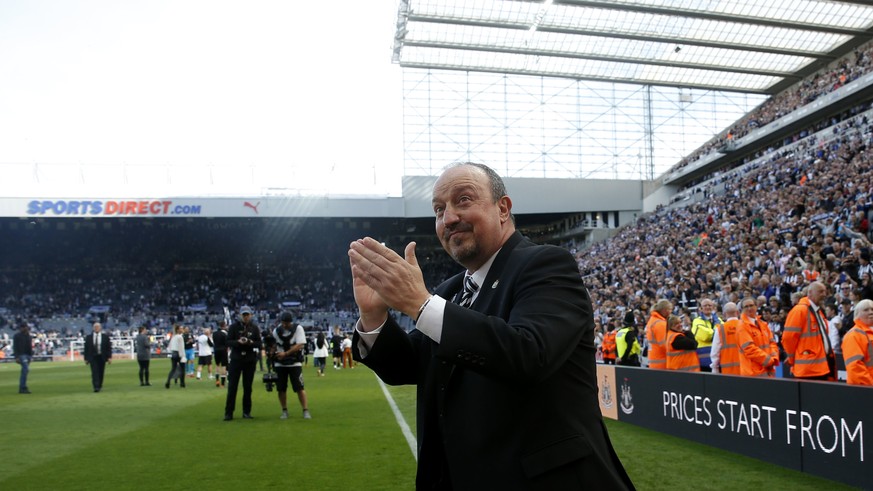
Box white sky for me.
[0,0,405,198]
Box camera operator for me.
[265,312,311,420]
[223,306,262,421]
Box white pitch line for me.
[376,374,418,461]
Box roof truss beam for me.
[536,0,869,36]
[399,61,770,94]
[406,14,837,60]
[403,40,799,79]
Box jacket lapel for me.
[440,232,526,387]
[473,231,525,310]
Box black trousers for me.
[90,358,106,390]
[225,360,257,415]
[167,354,185,387]
[138,359,150,383]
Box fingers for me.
[349,238,397,285]
[349,254,378,291]
[350,237,396,268]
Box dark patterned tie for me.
[458,275,479,308]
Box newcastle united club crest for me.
[600,375,614,409]
[620,378,634,415]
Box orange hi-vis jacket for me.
[646,312,668,369]
[737,313,779,377]
[717,318,742,375]
[783,297,833,379]
[841,319,873,386]
[601,331,617,361]
[666,331,700,372]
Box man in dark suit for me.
[348,163,634,490]
[83,322,112,392]
[223,306,262,421]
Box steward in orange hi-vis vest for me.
[737,305,779,378]
[601,328,617,364]
[842,300,873,386]
[665,315,699,372]
[782,283,835,380]
[716,318,742,375]
[645,300,672,369]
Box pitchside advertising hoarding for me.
[597,365,870,488]
[0,196,405,219]
[15,198,208,217]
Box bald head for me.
[808,281,827,305]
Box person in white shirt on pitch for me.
[196,328,215,380]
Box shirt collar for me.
[467,248,501,288]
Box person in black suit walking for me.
[348,162,634,490]
[83,322,112,392]
[223,306,262,421]
[13,323,33,394]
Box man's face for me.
[700,301,713,315]
[93,323,102,333]
[432,165,511,271]
[808,284,827,305]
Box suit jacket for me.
[84,332,112,363]
[134,334,151,361]
[354,232,634,490]
[226,320,262,364]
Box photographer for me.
[265,312,311,420]
[223,306,262,421]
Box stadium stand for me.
[578,106,873,353]
[0,217,467,357]
[673,42,873,173]
[572,41,873,349]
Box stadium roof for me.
[392,0,873,94]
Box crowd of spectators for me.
[0,217,463,356]
[0,219,357,318]
[673,101,873,201]
[578,96,873,364]
[672,40,873,173]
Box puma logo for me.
[243,201,260,214]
